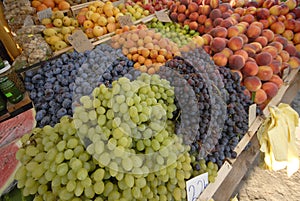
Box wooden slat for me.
[212,135,261,201]
[7,92,31,113]
[197,161,232,201]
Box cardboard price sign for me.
[186,173,208,201]
[118,15,134,28]
[155,11,172,22]
[37,8,52,21]
[113,0,125,7]
[68,30,94,53]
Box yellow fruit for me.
[54,40,68,50]
[62,16,71,26]
[53,18,63,27]
[97,16,108,27]
[41,18,52,25]
[83,20,94,29]
[43,28,57,37]
[91,13,101,23]
[48,35,61,45]
[93,25,104,37]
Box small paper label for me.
[5,92,13,98]
[248,104,257,126]
[186,172,208,201]
[282,67,290,81]
[68,30,94,53]
[155,10,172,22]
[113,0,125,6]
[37,8,53,21]
[118,15,134,28]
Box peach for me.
[243,44,257,58]
[257,66,273,81]
[238,34,249,44]
[227,26,240,38]
[220,48,233,58]
[285,12,296,20]
[231,70,243,81]
[254,36,268,47]
[213,52,228,66]
[222,12,231,19]
[254,89,268,105]
[204,18,213,27]
[280,4,290,15]
[262,0,275,9]
[269,74,283,87]
[211,37,227,52]
[197,15,207,24]
[268,41,284,53]
[219,18,233,28]
[262,46,277,59]
[259,19,270,29]
[209,9,222,20]
[184,19,191,26]
[228,55,245,70]
[178,4,187,13]
[256,8,270,20]
[245,6,257,15]
[246,24,261,39]
[189,12,199,21]
[177,13,186,23]
[296,44,300,52]
[202,34,213,45]
[189,21,199,30]
[200,5,211,15]
[269,60,281,74]
[211,27,228,38]
[203,45,212,54]
[293,32,300,45]
[219,3,232,13]
[288,56,300,68]
[262,82,279,98]
[273,35,288,48]
[267,15,277,26]
[261,29,274,42]
[213,18,223,27]
[210,0,220,9]
[279,50,290,62]
[231,13,241,21]
[255,52,273,66]
[282,30,294,41]
[241,14,255,24]
[269,5,281,16]
[234,7,245,16]
[197,25,205,35]
[284,43,297,56]
[283,19,296,30]
[251,21,264,30]
[270,21,285,34]
[294,21,300,33]
[244,88,251,98]
[227,36,243,51]
[234,49,249,61]
[244,76,262,92]
[188,2,198,13]
[286,0,298,10]
[250,42,263,53]
[242,61,259,76]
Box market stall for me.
[0,0,299,200]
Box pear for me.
[63,33,71,44]
[41,18,52,25]
[53,19,63,27]
[43,28,57,37]
[71,19,79,27]
[62,16,71,26]
[48,36,61,45]
[68,26,75,31]
[44,36,51,44]
[52,11,64,20]
[54,41,68,50]
[61,27,71,35]
[57,33,64,40]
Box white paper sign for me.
[155,10,172,22]
[186,172,208,201]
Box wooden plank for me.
[281,71,300,104]
[197,161,232,201]
[0,112,10,122]
[212,135,261,201]
[7,92,31,113]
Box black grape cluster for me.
[205,67,253,167]
[24,51,88,127]
[161,47,227,159]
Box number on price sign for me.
[186,172,208,201]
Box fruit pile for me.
[119,1,150,21]
[168,0,300,108]
[110,29,181,73]
[41,11,80,51]
[15,74,195,200]
[31,0,71,12]
[133,0,174,13]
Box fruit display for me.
[41,11,80,51]
[76,1,124,38]
[12,25,52,70]
[24,51,88,127]
[110,29,181,73]
[168,0,300,108]
[3,0,35,33]
[65,0,94,6]
[147,17,198,47]
[118,1,150,21]
[133,0,174,13]
[31,0,70,12]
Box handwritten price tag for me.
[186,172,208,201]
[113,0,125,7]
[37,8,52,21]
[155,10,172,22]
[248,104,257,127]
[118,15,134,28]
[68,30,94,53]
